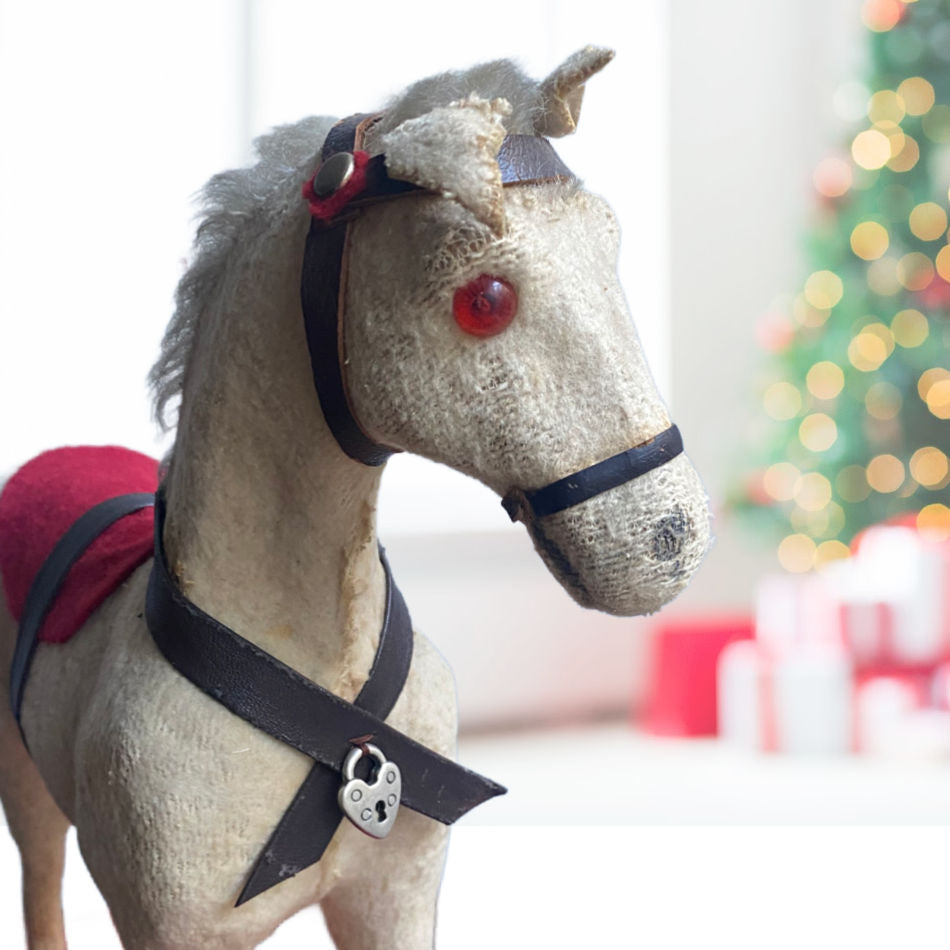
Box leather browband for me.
[301,114,576,467]
[501,424,685,523]
[144,489,504,904]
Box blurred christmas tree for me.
[734,0,950,572]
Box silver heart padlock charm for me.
[338,743,401,839]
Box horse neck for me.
[161,218,387,696]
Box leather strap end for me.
[500,488,528,523]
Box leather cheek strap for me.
[501,424,684,522]
[302,113,401,467]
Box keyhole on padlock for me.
[375,800,387,823]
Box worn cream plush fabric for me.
[0,47,710,950]
[381,96,510,233]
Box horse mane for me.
[149,58,542,433]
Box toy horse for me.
[0,48,710,949]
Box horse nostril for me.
[651,507,692,561]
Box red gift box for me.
[642,614,754,737]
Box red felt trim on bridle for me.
[302,150,371,220]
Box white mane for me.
[148,58,543,432]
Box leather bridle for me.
[301,114,684,520]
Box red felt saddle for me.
[0,446,158,643]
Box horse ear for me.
[381,96,510,234]
[535,46,615,138]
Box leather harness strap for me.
[9,492,156,739]
[301,115,398,467]
[144,490,504,905]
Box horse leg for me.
[0,703,70,950]
[0,582,70,950]
[320,817,448,950]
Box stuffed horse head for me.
[328,50,710,615]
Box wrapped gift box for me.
[642,615,754,737]
[827,526,950,670]
[717,640,853,755]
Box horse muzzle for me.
[502,428,711,617]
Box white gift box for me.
[717,640,853,755]
[758,528,950,670]
[854,674,924,756]
[832,526,949,668]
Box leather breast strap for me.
[8,492,156,739]
[144,489,505,905]
[302,113,576,467]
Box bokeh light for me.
[848,330,889,371]
[865,380,903,419]
[925,379,950,418]
[866,453,905,492]
[806,361,845,400]
[897,76,935,115]
[791,501,845,539]
[755,310,796,352]
[891,308,929,346]
[922,104,950,142]
[910,446,949,487]
[886,134,920,171]
[896,251,935,290]
[918,366,950,402]
[878,120,907,159]
[796,472,833,511]
[763,381,802,420]
[799,413,838,452]
[861,0,904,32]
[908,201,948,240]
[850,220,890,259]
[837,465,871,503]
[813,156,853,197]
[918,503,950,540]
[804,270,844,308]
[934,245,950,281]
[763,462,802,502]
[792,293,831,328]
[778,533,817,573]
[864,322,895,353]
[868,89,906,123]
[866,256,901,295]
[815,539,852,567]
[852,128,892,169]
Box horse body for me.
[7,565,454,949]
[0,48,711,949]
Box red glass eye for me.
[452,275,518,337]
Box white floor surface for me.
[3,723,950,948]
